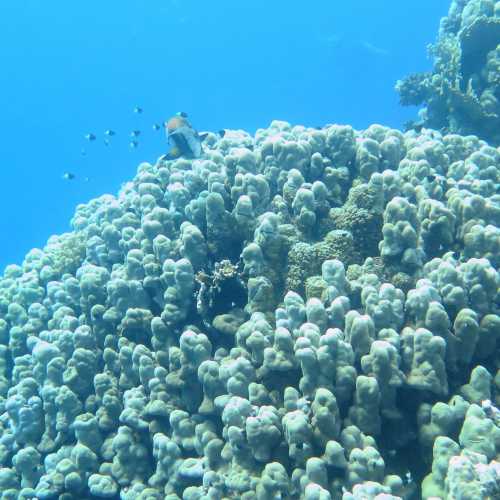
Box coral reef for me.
[0,117,499,500]
[396,0,500,145]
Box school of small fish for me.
[65,107,212,182]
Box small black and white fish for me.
[152,123,161,131]
[129,140,139,149]
[62,172,75,180]
[85,133,96,141]
[130,130,141,138]
[134,106,143,114]
[104,129,116,137]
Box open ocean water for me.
[0,0,450,272]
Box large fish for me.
[163,112,207,160]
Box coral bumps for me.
[0,118,499,499]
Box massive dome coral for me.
[0,120,499,499]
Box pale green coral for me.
[0,112,498,500]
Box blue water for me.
[0,0,450,273]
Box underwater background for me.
[0,0,450,273]
[1,1,500,498]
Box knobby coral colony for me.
[1,121,499,500]
[0,16,500,500]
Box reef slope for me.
[0,120,499,499]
